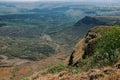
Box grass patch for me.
[46,63,81,74]
[47,64,66,74]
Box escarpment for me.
[68,27,99,66]
[68,26,120,67]
[69,29,98,65]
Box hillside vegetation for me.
[48,26,120,72]
[0,37,57,61]
[73,26,120,69]
[42,26,120,80]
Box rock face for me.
[68,27,100,66]
[66,26,120,80]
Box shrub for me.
[47,64,66,74]
[92,26,120,67]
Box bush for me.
[92,26,120,67]
[47,64,66,74]
[47,63,82,74]
[92,49,120,67]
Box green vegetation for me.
[47,64,66,74]
[66,66,81,74]
[22,78,32,80]
[92,26,120,67]
[0,37,56,60]
[77,26,120,70]
[47,63,81,74]
[0,78,12,80]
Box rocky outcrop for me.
[68,26,120,66]
[68,27,100,66]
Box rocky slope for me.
[31,26,120,80]
[68,26,120,67]
[66,26,120,80]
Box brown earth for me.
[0,49,66,80]
[32,65,120,80]
[0,67,13,78]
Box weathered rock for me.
[104,68,116,75]
[89,73,104,80]
[79,74,89,80]
[68,27,99,66]
[115,63,120,69]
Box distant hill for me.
[0,16,120,61]
[51,16,120,51]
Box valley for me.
[0,1,120,80]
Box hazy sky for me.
[1,0,75,1]
[0,0,119,2]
